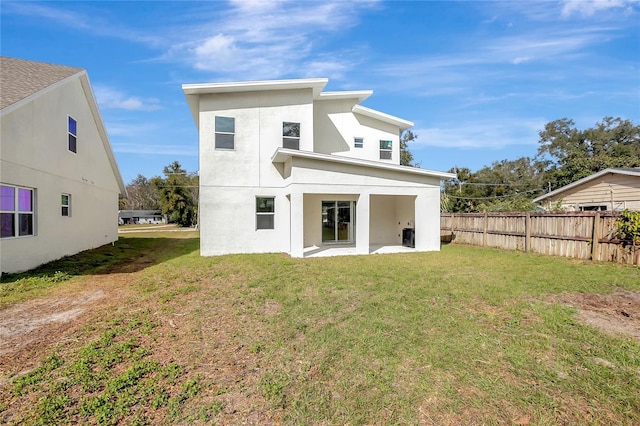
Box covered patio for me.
[302,243,416,258]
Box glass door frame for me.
[321,200,356,244]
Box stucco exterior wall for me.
[1,77,121,274]
[190,79,450,257]
[198,88,314,189]
[198,186,291,256]
[313,98,401,163]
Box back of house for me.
[183,78,455,257]
[0,57,126,274]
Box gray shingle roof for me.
[0,56,83,110]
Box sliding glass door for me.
[322,201,355,243]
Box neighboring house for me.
[182,78,455,257]
[533,168,640,211]
[118,210,164,225]
[1,57,126,274]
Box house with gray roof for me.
[1,57,126,274]
[533,168,640,211]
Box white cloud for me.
[3,2,164,46]
[164,0,380,80]
[372,23,622,97]
[94,85,161,111]
[411,119,546,150]
[561,0,638,17]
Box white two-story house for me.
[182,78,455,257]
[1,57,126,274]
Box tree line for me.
[119,161,198,227]
[441,117,640,212]
[121,117,639,220]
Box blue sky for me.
[2,0,638,183]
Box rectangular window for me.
[68,116,77,153]
[283,122,300,150]
[580,205,607,211]
[256,197,275,230]
[354,137,364,148]
[61,194,71,217]
[215,116,235,149]
[379,140,392,160]
[1,184,34,238]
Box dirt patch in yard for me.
[0,274,134,379]
[554,289,640,340]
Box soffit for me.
[272,148,456,180]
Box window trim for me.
[354,137,364,148]
[214,116,235,150]
[256,196,275,230]
[1,184,35,239]
[379,140,392,160]
[283,122,300,150]
[61,193,71,217]
[68,116,77,153]
[579,204,607,212]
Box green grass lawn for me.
[1,233,639,425]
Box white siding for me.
[544,173,640,211]
[1,77,121,273]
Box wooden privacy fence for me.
[440,212,639,266]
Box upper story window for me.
[61,194,71,217]
[379,140,392,160]
[283,122,300,150]
[215,116,235,149]
[68,116,77,153]
[256,197,275,230]
[354,137,364,148]
[1,184,34,238]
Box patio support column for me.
[356,192,370,254]
[414,188,440,251]
[290,191,304,258]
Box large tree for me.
[400,130,418,167]
[155,161,198,227]
[443,157,545,212]
[537,117,640,189]
[443,117,639,212]
[120,174,160,210]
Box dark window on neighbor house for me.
[1,184,34,238]
[215,116,235,149]
[354,137,364,148]
[283,122,300,150]
[61,194,71,217]
[256,197,275,230]
[379,140,392,160]
[580,205,607,211]
[68,116,77,153]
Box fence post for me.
[483,212,488,247]
[451,213,455,234]
[525,212,531,253]
[591,212,601,261]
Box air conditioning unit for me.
[402,228,415,248]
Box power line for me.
[443,188,543,200]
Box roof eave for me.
[79,73,128,197]
[533,168,640,202]
[352,104,414,131]
[271,148,456,180]
[317,90,373,103]
[182,78,328,98]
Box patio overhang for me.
[271,148,456,180]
